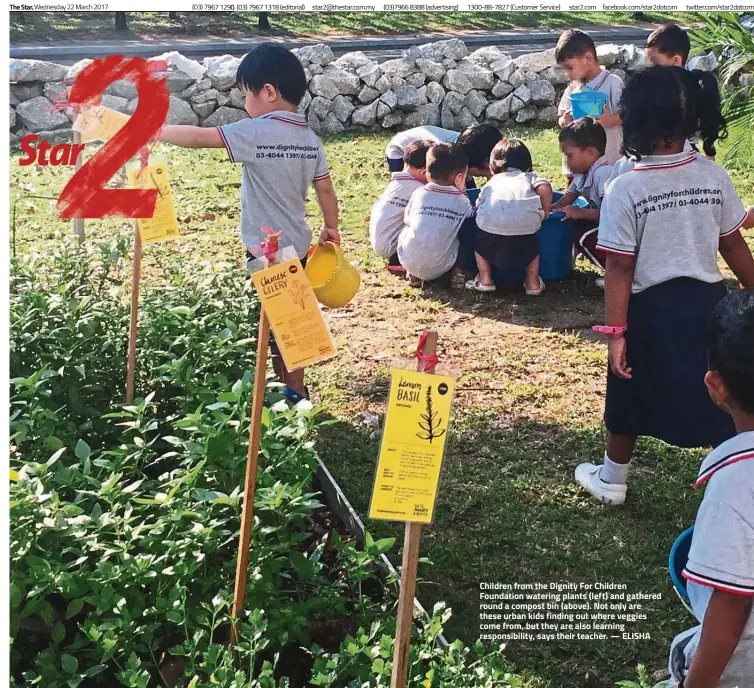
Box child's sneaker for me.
[575,463,627,505]
[387,264,406,276]
[407,274,423,288]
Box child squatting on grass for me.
[666,289,754,688]
[158,43,340,404]
[369,140,429,275]
[552,118,613,286]
[385,123,503,189]
[465,138,552,296]
[575,66,754,506]
[397,143,473,288]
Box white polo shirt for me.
[567,155,613,209]
[397,182,472,280]
[369,172,424,258]
[597,151,748,294]
[475,169,550,236]
[669,431,754,687]
[218,110,330,259]
[385,126,459,161]
[559,69,624,166]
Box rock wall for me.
[8,40,715,144]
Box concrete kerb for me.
[10,26,653,60]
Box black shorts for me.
[474,230,539,274]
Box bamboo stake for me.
[391,331,437,688]
[73,131,85,244]
[230,259,276,644]
[125,224,142,405]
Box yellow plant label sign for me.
[73,105,129,143]
[369,368,454,524]
[251,258,337,372]
[126,162,181,244]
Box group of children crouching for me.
[369,25,754,297]
[370,25,754,688]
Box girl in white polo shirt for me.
[576,66,754,506]
[466,138,552,295]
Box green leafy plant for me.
[690,12,754,167]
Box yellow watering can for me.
[305,242,361,309]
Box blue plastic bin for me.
[669,526,695,615]
[570,90,607,119]
[493,191,587,284]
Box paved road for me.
[11,25,652,65]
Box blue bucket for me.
[570,90,607,119]
[669,526,694,604]
[493,191,587,284]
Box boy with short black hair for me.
[159,42,340,402]
[397,143,472,286]
[370,140,429,272]
[667,288,754,688]
[556,29,624,167]
[645,23,691,67]
[552,118,613,276]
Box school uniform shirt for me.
[567,155,612,209]
[385,126,460,161]
[559,69,624,165]
[397,182,472,281]
[605,141,697,185]
[369,172,424,258]
[668,431,754,686]
[475,169,550,236]
[597,151,748,294]
[218,110,330,259]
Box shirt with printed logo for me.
[597,151,748,293]
[369,172,425,258]
[218,110,330,259]
[397,183,472,281]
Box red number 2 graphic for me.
[57,56,169,220]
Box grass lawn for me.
[9,129,753,688]
[9,10,697,42]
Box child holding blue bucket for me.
[575,66,754,506]
[556,29,624,185]
[465,139,552,295]
[665,289,754,688]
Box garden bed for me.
[9,238,514,687]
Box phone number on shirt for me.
[256,152,318,160]
[636,196,721,218]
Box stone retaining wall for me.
[9,40,720,145]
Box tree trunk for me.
[115,12,128,32]
[258,12,270,30]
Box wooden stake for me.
[73,131,85,244]
[230,264,275,644]
[125,224,142,405]
[391,330,437,688]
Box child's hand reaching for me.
[319,226,341,245]
[561,205,583,221]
